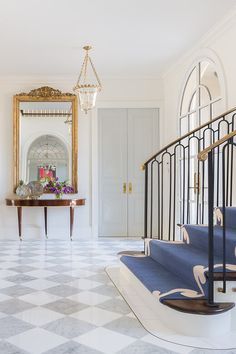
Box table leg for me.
[44,207,48,238]
[17,207,22,241]
[70,206,74,240]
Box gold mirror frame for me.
[13,86,78,193]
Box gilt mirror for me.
[13,86,78,193]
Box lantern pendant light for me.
[73,46,102,114]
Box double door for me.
[98,108,158,236]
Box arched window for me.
[179,59,223,135]
[27,135,69,182]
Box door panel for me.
[127,109,159,236]
[99,108,159,237]
[98,109,128,236]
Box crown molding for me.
[0,74,162,85]
[0,75,76,84]
[163,6,236,78]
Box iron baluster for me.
[144,164,148,239]
[207,151,214,304]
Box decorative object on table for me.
[44,178,74,199]
[16,180,30,199]
[27,181,44,199]
[73,45,102,114]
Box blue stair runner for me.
[120,207,236,314]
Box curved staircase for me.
[120,212,236,314]
[117,108,236,338]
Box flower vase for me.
[55,193,63,200]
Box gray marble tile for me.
[97,298,131,315]
[5,274,37,284]
[0,316,33,339]
[85,265,107,273]
[117,340,177,354]
[45,285,79,297]
[48,259,71,264]
[46,274,76,284]
[1,285,36,297]
[44,340,103,354]
[9,266,37,273]
[0,341,29,354]
[43,316,96,338]
[190,350,235,354]
[16,252,38,258]
[0,239,212,354]
[95,284,120,297]
[46,265,72,273]
[105,316,148,338]
[16,258,38,265]
[87,273,110,284]
[44,298,88,315]
[0,299,34,314]
[46,252,70,258]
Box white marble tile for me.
[30,255,56,261]
[94,255,118,261]
[24,279,57,290]
[26,269,57,278]
[26,262,55,268]
[19,291,62,306]
[0,239,222,353]
[69,291,110,306]
[7,328,68,354]
[14,306,64,326]
[0,279,15,289]
[71,306,122,326]
[0,255,22,261]
[75,327,136,354]
[0,262,18,269]
[0,270,18,278]
[68,278,102,290]
[0,311,8,319]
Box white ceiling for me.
[0,0,235,78]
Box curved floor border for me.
[106,265,236,350]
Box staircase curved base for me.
[162,299,235,315]
[106,264,236,350]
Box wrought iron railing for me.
[198,130,236,303]
[143,107,236,241]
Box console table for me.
[6,198,86,240]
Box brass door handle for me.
[123,183,127,194]
[128,182,132,194]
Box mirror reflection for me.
[19,101,72,185]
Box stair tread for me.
[216,207,236,229]
[149,240,223,290]
[150,239,212,265]
[120,255,205,301]
[183,224,236,263]
[185,224,236,238]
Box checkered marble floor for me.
[0,239,234,354]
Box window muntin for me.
[180,60,222,135]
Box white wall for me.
[162,10,236,147]
[0,76,163,239]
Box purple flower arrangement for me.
[44,178,74,199]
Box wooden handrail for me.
[141,107,236,168]
[198,130,236,161]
